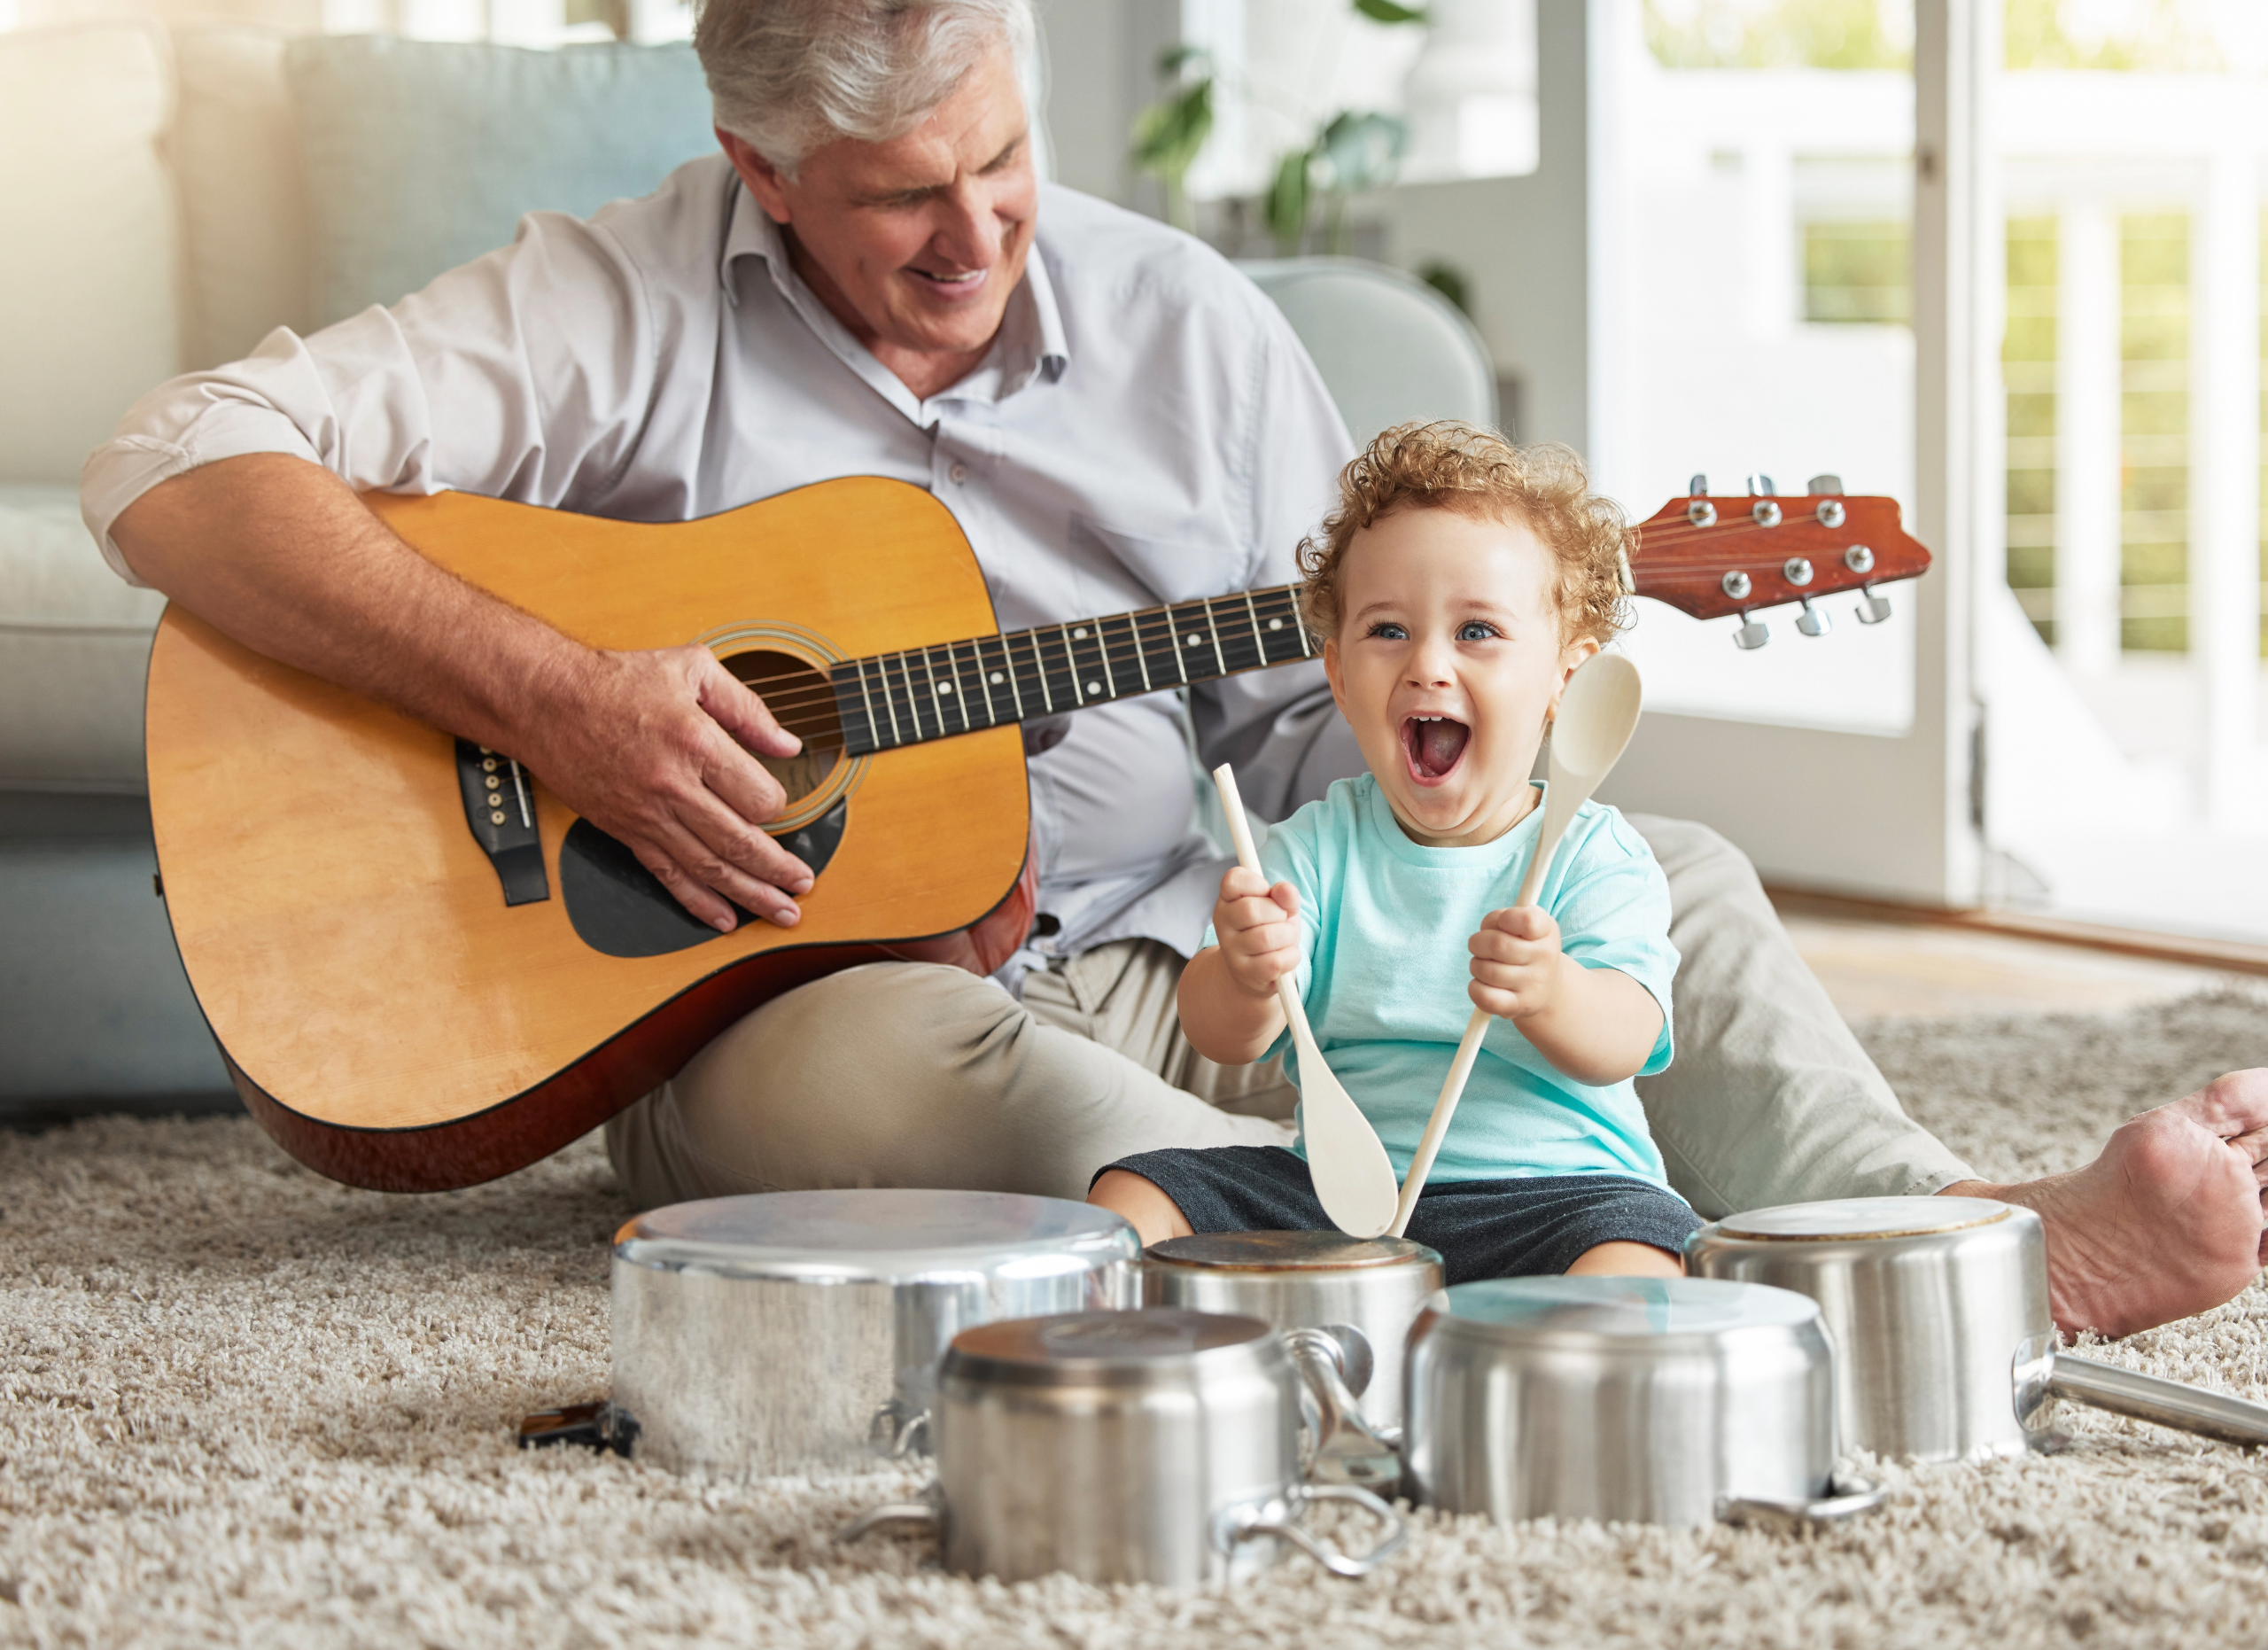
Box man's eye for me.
[1368,622,1408,641]
[1457,621,1501,642]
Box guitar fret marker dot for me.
[990,672,1004,684]
[1269,618,1284,630]
[937,682,952,695]
[1086,681,1101,696]
[1073,627,1088,639]
[1185,634,1200,647]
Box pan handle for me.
[1284,1327,1402,1493]
[2051,1351,2268,1448]
[1718,1473,1885,1529]
[836,1498,940,1545]
[1217,1483,1409,1578]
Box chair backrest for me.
[1239,256,1498,447]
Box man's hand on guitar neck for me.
[110,454,815,933]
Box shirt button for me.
[948,462,969,484]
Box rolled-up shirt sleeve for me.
[81,206,662,584]
[1187,298,1365,823]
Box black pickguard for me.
[559,798,848,959]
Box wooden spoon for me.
[1389,654,1645,1237]
[1212,764,1400,1240]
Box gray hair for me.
[695,0,1037,177]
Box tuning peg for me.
[1856,586,1892,625]
[1689,496,1718,527]
[1689,473,1709,497]
[1746,474,1776,497]
[1734,614,1770,650]
[1796,596,1831,637]
[1806,473,1844,495]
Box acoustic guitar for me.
[144,473,1927,1191]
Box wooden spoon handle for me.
[1212,764,1313,1038]
[1391,1005,1489,1237]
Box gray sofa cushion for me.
[0,486,165,791]
[288,35,718,329]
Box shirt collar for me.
[718,178,1068,418]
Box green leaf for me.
[1265,148,1312,255]
[1353,0,1428,24]
[1416,259,1472,317]
[1130,78,1214,183]
[1155,43,1211,80]
[1315,111,1407,194]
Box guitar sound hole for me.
[724,649,844,806]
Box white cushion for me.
[173,26,313,370]
[0,486,167,790]
[0,23,183,485]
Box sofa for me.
[0,20,1491,1122]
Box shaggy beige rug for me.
[5,989,2268,1649]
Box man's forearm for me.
[110,453,591,756]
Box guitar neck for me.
[834,583,1314,756]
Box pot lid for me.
[1433,1276,1818,1337]
[613,1188,1138,1281]
[1145,1230,1438,1271]
[1712,1196,2014,1242]
[947,1309,1274,1378]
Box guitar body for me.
[146,478,1033,1192]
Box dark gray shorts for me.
[1097,1145,1701,1285]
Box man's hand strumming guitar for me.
[529,643,813,932]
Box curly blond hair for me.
[1295,422,1633,646]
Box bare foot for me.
[1943,1068,2268,1338]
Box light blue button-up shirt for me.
[83,155,1367,983]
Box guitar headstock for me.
[1628,474,1930,648]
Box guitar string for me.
[709,510,1901,732]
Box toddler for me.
[1088,422,1697,1282]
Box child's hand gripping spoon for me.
[1213,763,1400,1240]
[1390,654,1644,1238]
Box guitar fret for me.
[934,643,970,733]
[986,634,1025,720]
[1243,592,1266,665]
[964,639,996,726]
[1060,624,1086,705]
[1093,619,1118,700]
[1022,627,1054,713]
[1125,610,1153,693]
[901,650,928,741]
[1099,611,1143,700]
[1204,602,1228,677]
[873,655,904,748]
[1214,595,1265,675]
[1166,602,1203,683]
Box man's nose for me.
[929,180,1003,267]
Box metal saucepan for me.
[1403,1276,1884,1528]
[842,1309,1408,1586]
[1686,1196,2268,1460]
[1141,1229,1442,1488]
[598,1189,1138,1476]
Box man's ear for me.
[718,128,795,224]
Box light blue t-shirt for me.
[1206,774,1679,1187]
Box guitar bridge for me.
[454,738,549,906]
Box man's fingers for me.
[630,833,742,934]
[696,653,800,759]
[2235,1125,2268,1175]
[679,795,813,905]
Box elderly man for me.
[87,0,2264,1337]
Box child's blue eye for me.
[1457,621,1501,642]
[1368,621,1409,641]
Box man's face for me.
[1322,508,1597,848]
[721,43,1037,367]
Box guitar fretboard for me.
[831,583,1314,756]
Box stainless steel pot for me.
[1403,1276,1882,1528]
[607,1189,1138,1477]
[1686,1195,2268,1461]
[843,1310,1407,1586]
[1141,1229,1442,1488]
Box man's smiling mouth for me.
[909,267,986,288]
[1402,714,1470,782]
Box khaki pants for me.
[606,815,1976,1217]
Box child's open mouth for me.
[1402,714,1470,782]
